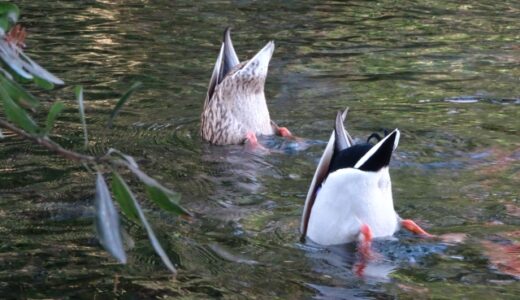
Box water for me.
[1,0,519,298]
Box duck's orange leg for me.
[354,223,373,277]
[271,120,301,140]
[401,219,433,237]
[245,131,259,146]
[358,223,373,259]
[277,127,293,138]
[245,131,268,152]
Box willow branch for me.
[0,117,100,163]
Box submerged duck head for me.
[201,28,278,145]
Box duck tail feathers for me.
[205,28,242,103]
[206,43,224,103]
[237,40,274,79]
[355,129,400,171]
[334,107,353,152]
[222,27,240,78]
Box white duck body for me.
[201,28,275,145]
[306,167,399,245]
[301,108,401,246]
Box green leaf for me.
[111,172,140,222]
[0,74,39,109]
[110,172,177,273]
[0,86,38,133]
[33,75,55,90]
[0,3,19,31]
[0,18,8,33]
[126,164,192,217]
[145,186,188,216]
[94,172,127,264]
[74,85,88,147]
[45,102,64,134]
[107,148,138,169]
[108,81,142,128]
[17,51,64,85]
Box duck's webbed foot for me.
[245,131,259,146]
[271,120,296,139]
[401,219,433,237]
[245,131,269,152]
[277,126,293,138]
[358,223,373,260]
[354,223,373,277]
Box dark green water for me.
[1,0,519,298]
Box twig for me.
[0,117,99,163]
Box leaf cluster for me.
[0,3,190,274]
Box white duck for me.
[200,28,291,146]
[300,108,431,258]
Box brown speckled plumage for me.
[201,28,276,145]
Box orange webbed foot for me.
[245,131,259,146]
[401,219,433,237]
[277,126,292,138]
[354,224,373,277]
[245,131,269,153]
[358,223,374,260]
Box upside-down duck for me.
[300,108,431,261]
[201,28,292,146]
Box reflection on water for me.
[0,0,519,298]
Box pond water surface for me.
[1,0,519,298]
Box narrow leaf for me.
[18,51,64,85]
[45,102,64,134]
[0,67,12,80]
[0,40,64,85]
[126,164,192,217]
[33,75,54,90]
[0,4,19,31]
[75,85,88,147]
[145,186,188,216]
[0,40,33,80]
[108,81,142,128]
[0,18,7,34]
[112,172,139,221]
[0,85,38,133]
[94,172,127,264]
[0,74,38,109]
[107,148,138,169]
[111,172,177,273]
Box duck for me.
[300,108,431,259]
[201,28,292,146]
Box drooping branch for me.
[0,117,98,163]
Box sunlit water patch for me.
[1,0,519,298]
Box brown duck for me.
[201,28,291,146]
